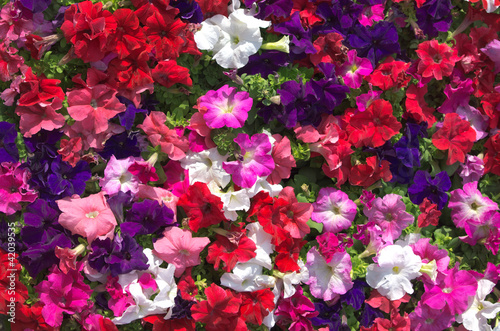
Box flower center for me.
[90,99,98,109]
[442,287,452,293]
[392,266,400,274]
[470,202,480,211]
[180,249,190,256]
[86,211,99,219]
[232,36,240,44]
[332,206,341,215]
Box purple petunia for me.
[408,170,451,210]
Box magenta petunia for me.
[337,49,373,89]
[0,162,37,215]
[222,133,275,188]
[198,85,252,129]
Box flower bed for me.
[1,0,500,330]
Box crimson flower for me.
[17,68,64,107]
[191,283,246,331]
[275,237,307,273]
[484,133,500,176]
[349,156,392,188]
[404,84,436,126]
[346,99,402,148]
[110,8,147,59]
[152,60,192,88]
[432,113,476,165]
[177,181,227,232]
[240,289,275,326]
[365,56,410,90]
[178,269,198,301]
[144,10,186,61]
[60,1,117,63]
[207,233,257,272]
[417,198,441,228]
[415,40,461,80]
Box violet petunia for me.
[0,121,19,163]
[408,170,451,210]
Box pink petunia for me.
[312,187,357,233]
[267,134,296,185]
[337,49,373,89]
[198,85,252,129]
[223,133,275,188]
[15,98,66,138]
[0,162,37,215]
[153,226,210,277]
[67,85,126,134]
[99,155,140,196]
[56,192,117,243]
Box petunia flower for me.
[366,245,422,300]
[207,232,257,272]
[306,247,353,301]
[220,262,276,292]
[409,302,455,331]
[223,133,275,188]
[459,155,485,184]
[408,170,451,210]
[153,227,210,277]
[415,40,460,80]
[194,7,271,68]
[337,49,373,89]
[0,162,38,215]
[180,148,231,187]
[267,134,296,185]
[312,187,357,233]
[35,265,93,327]
[99,156,140,196]
[56,192,117,243]
[198,85,252,129]
[363,194,414,243]
[457,279,500,331]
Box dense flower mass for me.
[1,0,500,330]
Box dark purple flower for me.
[274,12,316,55]
[98,131,142,160]
[24,129,62,153]
[248,0,292,19]
[0,121,19,163]
[19,0,51,13]
[121,199,175,236]
[313,62,350,108]
[340,279,367,310]
[360,304,384,327]
[239,51,290,78]
[116,96,149,131]
[408,170,451,210]
[314,0,363,36]
[107,191,134,224]
[89,234,149,277]
[171,291,195,319]
[170,0,203,23]
[278,79,323,127]
[348,21,400,66]
[311,301,342,329]
[19,199,73,276]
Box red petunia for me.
[191,283,246,331]
[207,233,257,272]
[60,0,117,63]
[177,181,227,232]
[415,40,460,81]
[178,268,198,301]
[365,56,410,91]
[144,10,186,61]
[481,92,500,129]
[365,290,411,314]
[240,289,275,326]
[110,8,147,60]
[274,237,307,273]
[346,99,402,148]
[152,60,192,88]
[432,113,476,165]
[143,315,195,331]
[17,68,65,107]
[9,302,53,331]
[310,32,347,66]
[417,198,441,228]
[349,156,392,188]
[196,0,231,17]
[0,42,24,82]
[404,84,436,126]
[484,133,500,176]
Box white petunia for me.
[274,259,309,299]
[180,148,230,187]
[194,8,270,68]
[366,245,422,301]
[246,222,274,269]
[458,279,500,331]
[207,180,251,220]
[220,262,276,292]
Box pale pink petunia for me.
[138,111,189,161]
[153,226,210,277]
[306,247,353,301]
[312,187,357,233]
[67,85,126,134]
[198,85,252,129]
[63,121,125,151]
[56,192,117,243]
[99,155,140,196]
[15,98,66,138]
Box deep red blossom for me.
[207,233,257,272]
[178,268,198,301]
[415,40,460,80]
[197,0,231,17]
[361,311,411,331]
[432,113,476,165]
[481,92,500,129]
[57,137,82,167]
[0,250,29,313]
[321,138,353,188]
[404,84,436,126]
[349,156,392,188]
[365,56,410,90]
[152,60,192,88]
[111,8,147,59]
[17,68,65,107]
[144,10,186,60]
[346,99,402,148]
[177,182,227,232]
[60,0,117,63]
[143,315,195,331]
[417,198,441,228]
[484,133,500,176]
[8,302,53,331]
[191,283,246,331]
[310,33,347,66]
[274,237,307,273]
[131,0,176,25]
[240,289,275,326]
